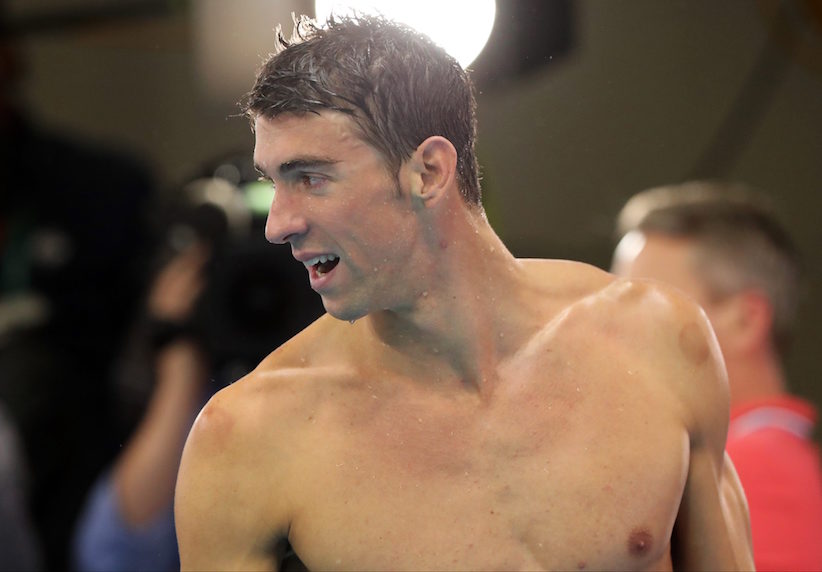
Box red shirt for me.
[727,396,822,571]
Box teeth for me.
[305,253,338,268]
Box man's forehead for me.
[253,111,370,171]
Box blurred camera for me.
[160,158,324,381]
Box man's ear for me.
[403,136,458,208]
[723,289,774,354]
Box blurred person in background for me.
[73,166,325,571]
[73,240,212,572]
[612,180,822,571]
[1,17,155,569]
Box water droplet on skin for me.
[300,357,306,363]
[418,418,423,423]
[373,267,379,273]
[499,332,505,338]
[490,247,495,253]
[576,386,581,392]
[349,320,356,325]
[422,291,428,297]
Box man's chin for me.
[324,302,368,324]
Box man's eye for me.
[301,174,326,188]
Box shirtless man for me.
[174,15,753,571]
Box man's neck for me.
[361,213,542,396]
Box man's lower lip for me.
[309,265,335,287]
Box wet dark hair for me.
[240,14,482,207]
[616,180,803,356]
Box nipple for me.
[628,528,653,557]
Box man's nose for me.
[265,192,308,244]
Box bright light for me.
[314,0,496,69]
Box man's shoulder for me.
[588,276,729,435]
[519,258,613,297]
[188,315,349,450]
[573,270,711,337]
[253,311,365,398]
[585,275,724,377]
[521,258,711,330]
[532,268,728,424]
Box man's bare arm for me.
[673,449,753,570]
[662,294,754,571]
[174,382,291,571]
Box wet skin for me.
[175,112,753,571]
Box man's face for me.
[254,111,421,321]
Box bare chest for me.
[284,364,688,571]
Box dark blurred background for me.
[0,0,820,568]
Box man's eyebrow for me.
[254,157,339,180]
[278,157,339,176]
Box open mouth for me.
[306,254,340,276]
